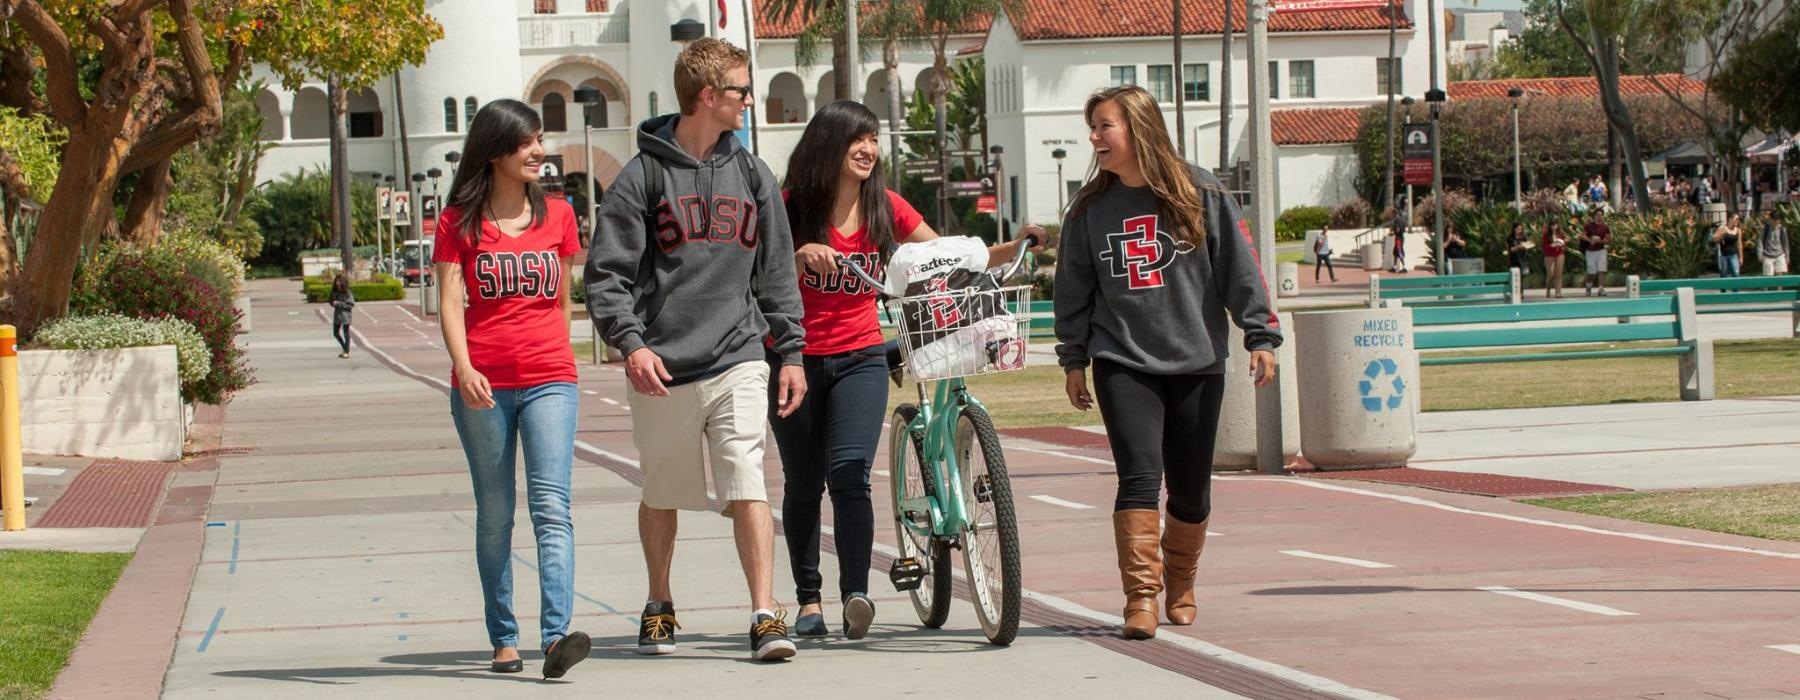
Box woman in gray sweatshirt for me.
[1053,85,1281,641]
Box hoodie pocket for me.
[642,291,761,369]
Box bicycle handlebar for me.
[836,233,1040,298]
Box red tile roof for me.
[755,0,1409,41]
[1448,74,1705,100]
[1008,0,1410,40]
[957,41,986,56]
[1271,107,1364,145]
[756,1,988,40]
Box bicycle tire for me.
[889,404,952,629]
[954,404,1022,646]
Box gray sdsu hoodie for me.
[1054,165,1282,375]
[585,115,804,383]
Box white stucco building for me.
[248,0,1442,230]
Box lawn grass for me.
[1277,248,1307,265]
[888,364,1090,429]
[1525,484,1800,544]
[1420,338,1800,411]
[0,550,132,699]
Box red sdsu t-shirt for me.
[433,199,581,388]
[792,190,925,356]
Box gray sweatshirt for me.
[1760,223,1787,259]
[585,115,804,383]
[1054,165,1282,374]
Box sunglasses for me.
[718,84,754,100]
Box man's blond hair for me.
[674,38,750,115]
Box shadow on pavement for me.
[1247,585,1800,596]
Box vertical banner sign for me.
[1402,123,1434,186]
[391,193,413,225]
[376,187,394,220]
[538,155,565,195]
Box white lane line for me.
[1011,445,1113,466]
[600,397,620,407]
[394,304,422,324]
[872,469,889,477]
[1029,494,1096,510]
[24,467,66,477]
[1767,645,1800,655]
[1244,477,1800,562]
[1280,550,1394,569]
[574,439,640,470]
[581,389,599,395]
[1476,586,1637,617]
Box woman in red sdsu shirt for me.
[433,99,590,679]
[772,100,1038,639]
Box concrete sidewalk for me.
[149,281,1253,698]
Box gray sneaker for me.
[750,608,797,661]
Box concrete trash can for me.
[1294,307,1418,470]
[421,281,439,316]
[1447,258,1485,275]
[1213,312,1299,469]
[1277,262,1300,298]
[1361,242,1383,271]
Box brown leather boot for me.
[1112,509,1163,640]
[1161,517,1209,625]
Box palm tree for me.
[766,0,852,107]
[919,0,1028,226]
[864,1,931,181]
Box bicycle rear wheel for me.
[889,404,952,628]
[954,404,1022,646]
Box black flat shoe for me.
[490,657,523,673]
[543,631,591,679]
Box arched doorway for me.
[346,87,382,138]
[815,71,836,114]
[254,88,284,140]
[542,93,568,131]
[767,72,805,124]
[290,87,329,139]
[864,70,893,121]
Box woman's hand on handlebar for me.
[1019,224,1048,251]
[796,243,841,276]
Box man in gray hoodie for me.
[585,38,805,662]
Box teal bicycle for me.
[841,239,1036,646]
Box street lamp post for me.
[1052,148,1067,213]
[1401,96,1415,216]
[426,151,462,316]
[1427,88,1447,275]
[1508,86,1524,212]
[383,174,398,276]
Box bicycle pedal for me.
[889,557,926,591]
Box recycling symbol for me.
[1280,276,1297,292]
[1359,358,1405,412]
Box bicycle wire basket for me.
[886,284,1034,381]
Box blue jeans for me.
[1718,253,1741,278]
[767,346,889,605]
[450,381,578,652]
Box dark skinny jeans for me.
[332,323,351,353]
[767,345,890,605]
[1092,359,1226,524]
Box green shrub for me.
[1415,190,1476,234]
[34,314,210,389]
[305,273,402,302]
[1275,205,1330,242]
[156,231,246,299]
[1611,210,1713,280]
[72,250,251,404]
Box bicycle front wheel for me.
[890,404,952,628]
[954,404,1022,646]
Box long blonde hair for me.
[1066,86,1208,249]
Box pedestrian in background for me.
[1312,231,1338,282]
[329,274,354,358]
[1714,213,1744,278]
[1761,209,1789,276]
[1541,220,1568,298]
[1581,211,1611,296]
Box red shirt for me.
[433,199,581,389]
[792,190,925,356]
[1541,228,1567,257]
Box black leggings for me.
[1092,359,1226,524]
[332,323,351,353]
[1315,253,1336,280]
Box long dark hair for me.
[445,99,547,247]
[331,273,349,296]
[783,100,896,255]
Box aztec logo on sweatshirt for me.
[1098,214,1192,290]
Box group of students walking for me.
[420,38,1279,677]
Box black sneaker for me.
[637,602,680,655]
[749,608,797,661]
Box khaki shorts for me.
[1584,249,1608,274]
[1764,253,1789,276]
[629,361,770,511]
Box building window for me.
[1376,57,1402,96]
[1147,65,1174,103]
[1184,63,1209,102]
[1109,65,1137,88]
[542,93,567,132]
[649,92,659,118]
[1290,60,1315,99]
[533,0,556,14]
[443,97,457,133]
[585,0,607,11]
[464,97,478,129]
[1268,61,1280,100]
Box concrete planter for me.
[19,346,185,462]
[1214,313,1300,469]
[234,295,252,333]
[1294,307,1418,470]
[1277,262,1300,298]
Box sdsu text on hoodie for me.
[1053,165,1282,375]
[585,115,805,384]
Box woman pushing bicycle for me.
[1053,86,1281,640]
[772,99,1038,639]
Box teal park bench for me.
[1625,274,1800,338]
[1368,269,1522,308]
[1411,287,1713,401]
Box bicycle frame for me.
[894,377,990,541]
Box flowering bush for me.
[1608,211,1713,280]
[1329,198,1373,229]
[34,314,210,390]
[1416,190,1476,234]
[73,248,251,404]
[157,231,246,299]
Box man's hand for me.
[1249,350,1278,388]
[1065,369,1093,411]
[626,348,673,397]
[775,364,807,418]
[795,243,841,277]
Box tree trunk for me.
[1589,34,1652,210]
[122,158,174,246]
[885,38,904,185]
[19,119,138,332]
[833,29,851,104]
[329,79,355,275]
